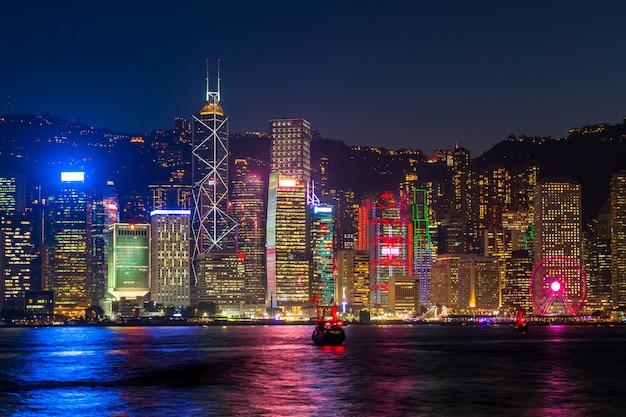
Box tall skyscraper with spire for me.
[266,118,311,314]
[191,60,241,313]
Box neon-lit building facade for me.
[360,192,410,309]
[47,172,92,318]
[266,118,311,312]
[311,205,334,306]
[411,189,431,309]
[150,210,191,307]
[107,223,151,303]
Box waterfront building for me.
[532,178,584,312]
[429,254,460,309]
[310,204,334,306]
[0,214,39,310]
[231,158,266,310]
[150,209,191,307]
[411,188,432,310]
[107,223,151,317]
[429,254,500,311]
[266,118,311,314]
[359,192,410,310]
[335,250,370,312]
[388,276,420,317]
[191,61,240,309]
[501,250,534,313]
[46,172,92,318]
[583,204,612,311]
[91,181,119,308]
[194,251,245,316]
[611,171,626,308]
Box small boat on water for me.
[311,298,345,346]
[515,309,529,333]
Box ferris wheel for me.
[530,256,587,316]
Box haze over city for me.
[3,1,626,155]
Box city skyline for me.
[3,2,626,156]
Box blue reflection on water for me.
[2,324,626,416]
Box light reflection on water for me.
[1,324,626,416]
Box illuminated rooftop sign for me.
[60,172,85,183]
[313,206,333,214]
[150,209,192,217]
[278,179,296,188]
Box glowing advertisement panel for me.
[114,231,149,290]
[61,172,85,182]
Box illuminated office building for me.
[47,172,92,318]
[0,215,39,310]
[359,192,410,309]
[231,158,266,308]
[149,183,192,210]
[429,254,499,310]
[611,171,626,308]
[310,205,334,306]
[501,250,534,313]
[412,189,432,309]
[533,178,582,264]
[335,250,370,312]
[91,181,119,307]
[107,223,151,316]
[150,210,191,307]
[266,118,311,313]
[0,175,25,214]
[191,61,239,308]
[533,178,584,311]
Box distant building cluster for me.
[3,85,626,322]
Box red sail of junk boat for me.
[515,309,529,333]
[311,295,345,346]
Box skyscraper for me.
[266,118,311,313]
[611,171,626,308]
[411,189,432,310]
[310,204,334,306]
[533,178,582,264]
[91,181,119,308]
[360,192,410,309]
[47,172,92,318]
[107,223,151,317]
[150,209,191,307]
[0,215,38,310]
[191,61,239,309]
[231,158,266,309]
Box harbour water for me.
[1,323,625,416]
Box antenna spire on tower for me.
[205,58,210,102]
[217,58,221,102]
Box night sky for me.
[2,1,626,155]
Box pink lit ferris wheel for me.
[530,256,587,316]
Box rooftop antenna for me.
[7,96,10,115]
[217,58,221,102]
[205,58,210,103]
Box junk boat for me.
[311,297,345,346]
[515,309,529,333]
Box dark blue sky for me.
[2,1,626,155]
